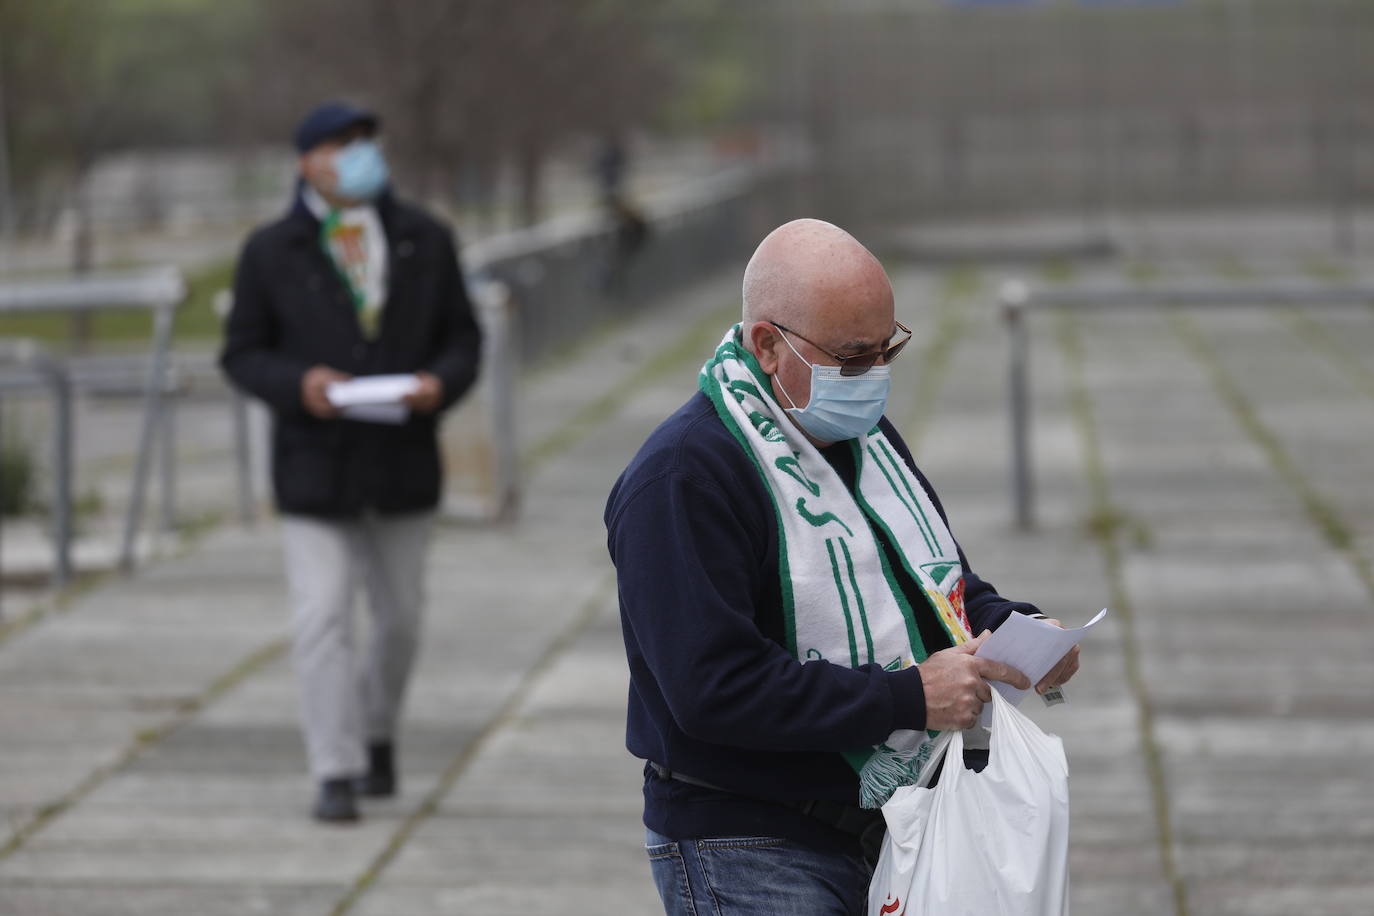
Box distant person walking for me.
[220,102,482,823]
[591,133,650,295]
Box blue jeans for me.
[645,828,873,916]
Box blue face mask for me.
[776,334,892,442]
[333,139,389,201]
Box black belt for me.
[648,762,883,840]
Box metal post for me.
[47,359,73,586]
[476,278,518,520]
[0,397,5,616]
[120,300,178,571]
[231,391,254,525]
[1002,280,1034,531]
[159,392,176,533]
[0,39,15,244]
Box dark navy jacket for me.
[605,391,1040,850]
[220,191,481,517]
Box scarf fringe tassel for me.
[858,740,937,809]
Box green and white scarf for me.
[699,324,974,808]
[303,185,389,338]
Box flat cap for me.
[293,101,380,153]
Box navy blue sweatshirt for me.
[604,391,1040,850]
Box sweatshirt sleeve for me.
[609,465,928,752]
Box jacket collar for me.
[284,181,417,246]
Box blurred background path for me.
[1,237,1372,914]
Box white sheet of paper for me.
[326,374,420,408]
[975,608,1107,725]
[339,403,409,425]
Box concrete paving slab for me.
[349,882,662,916]
[0,882,340,916]
[1185,883,1374,916]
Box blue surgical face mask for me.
[332,139,389,201]
[775,334,892,443]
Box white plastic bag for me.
[866,690,1070,916]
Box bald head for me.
[742,218,894,351]
[739,220,902,439]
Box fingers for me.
[402,375,443,413]
[974,657,1031,690]
[404,392,439,413]
[922,632,1039,730]
[304,386,338,418]
[1059,650,1080,685]
[951,630,990,655]
[1036,660,1064,694]
[300,366,356,418]
[1035,646,1081,693]
[306,398,338,419]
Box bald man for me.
[605,220,1078,914]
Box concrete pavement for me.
[1,250,1373,915]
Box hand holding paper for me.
[326,374,421,425]
[326,374,420,407]
[974,608,1106,724]
[301,365,351,419]
[919,632,1032,731]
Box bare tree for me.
[259,0,672,223]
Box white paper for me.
[339,403,409,425]
[975,608,1107,724]
[326,374,420,408]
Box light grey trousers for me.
[279,511,433,781]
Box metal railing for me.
[0,340,73,589]
[0,269,186,582]
[1000,278,1374,530]
[468,164,802,366]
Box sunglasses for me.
[771,320,912,376]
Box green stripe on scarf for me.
[699,324,972,807]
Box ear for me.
[746,321,783,375]
[300,149,327,181]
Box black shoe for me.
[313,777,360,823]
[354,742,397,798]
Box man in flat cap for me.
[221,102,482,822]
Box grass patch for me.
[1126,260,1161,283]
[1211,254,1253,280]
[940,265,983,300]
[0,439,35,516]
[1081,504,1153,550]
[1300,257,1354,283]
[0,260,233,345]
[1040,259,1076,285]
